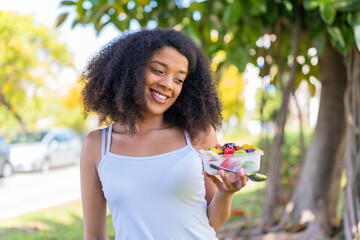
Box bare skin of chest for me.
[109,127,187,157]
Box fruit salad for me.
[199,142,264,175]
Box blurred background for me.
[0,0,360,239]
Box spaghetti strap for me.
[106,124,113,153]
[184,131,198,153]
[184,131,191,146]
[101,128,106,158]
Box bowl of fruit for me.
[199,143,266,181]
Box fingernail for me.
[219,170,225,177]
[239,168,245,176]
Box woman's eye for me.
[152,69,164,75]
[174,78,184,84]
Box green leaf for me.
[244,22,261,43]
[354,25,360,52]
[60,0,76,6]
[211,1,225,15]
[341,22,353,53]
[304,0,319,10]
[327,26,346,51]
[90,3,111,25]
[71,13,86,28]
[309,27,326,56]
[201,21,211,44]
[265,1,279,23]
[95,21,104,33]
[229,46,247,72]
[294,73,303,91]
[112,18,129,32]
[308,25,325,41]
[72,18,79,28]
[222,1,243,28]
[346,12,353,26]
[272,72,280,87]
[308,80,316,97]
[189,1,207,14]
[209,14,223,31]
[319,3,336,25]
[184,25,202,46]
[247,0,266,16]
[55,13,69,27]
[347,11,360,26]
[328,0,360,12]
[136,0,149,7]
[350,10,360,52]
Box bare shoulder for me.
[82,129,103,152]
[81,129,103,170]
[192,126,218,151]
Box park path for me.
[0,165,80,221]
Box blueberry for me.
[223,143,237,150]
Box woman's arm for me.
[197,127,248,231]
[80,130,108,240]
[205,168,247,230]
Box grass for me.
[0,200,115,240]
[0,182,265,240]
[228,181,265,228]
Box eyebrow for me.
[149,60,187,75]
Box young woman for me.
[80,29,248,240]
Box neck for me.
[137,115,170,133]
[114,115,171,135]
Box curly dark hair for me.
[81,28,222,139]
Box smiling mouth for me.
[150,90,168,103]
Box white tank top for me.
[97,124,218,240]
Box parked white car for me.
[10,127,82,172]
[0,136,13,177]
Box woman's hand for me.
[204,168,248,196]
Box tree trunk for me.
[292,91,306,167]
[342,44,360,240]
[259,13,300,230]
[270,41,347,238]
[0,91,27,133]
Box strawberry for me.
[223,148,235,155]
[220,159,232,168]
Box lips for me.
[150,89,169,104]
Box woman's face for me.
[143,46,189,116]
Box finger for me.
[219,170,233,189]
[237,168,247,188]
[243,169,249,182]
[203,171,224,190]
[228,172,239,183]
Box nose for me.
[158,74,173,90]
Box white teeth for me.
[152,91,166,100]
